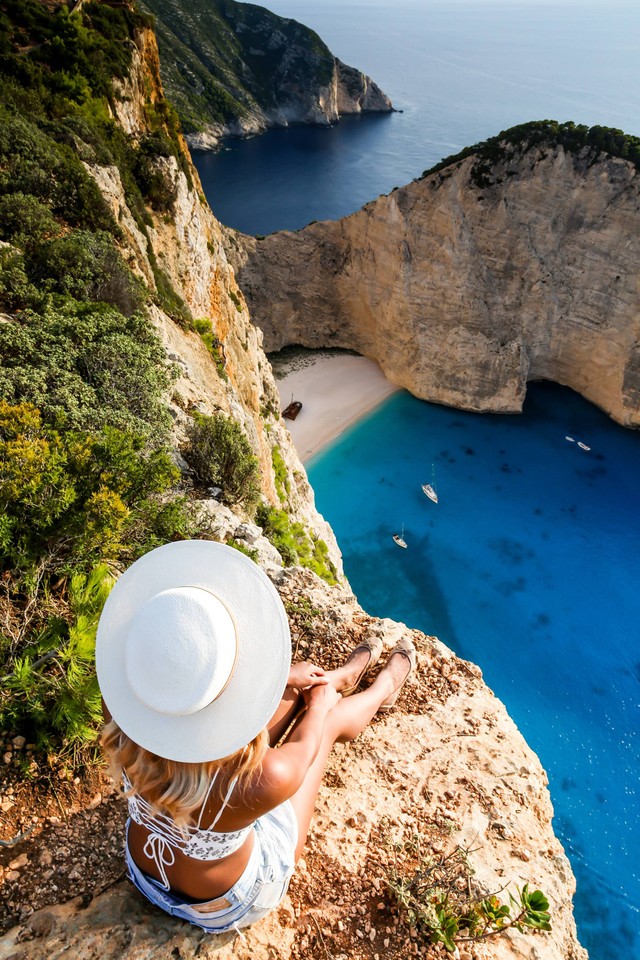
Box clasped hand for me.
[287,660,328,691]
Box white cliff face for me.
[229,142,640,428]
[88,27,343,573]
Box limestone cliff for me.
[229,122,640,428]
[141,0,393,150]
[99,22,341,570]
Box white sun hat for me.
[96,540,291,763]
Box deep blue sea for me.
[191,3,640,955]
[194,0,640,235]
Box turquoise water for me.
[196,0,640,234]
[307,383,640,958]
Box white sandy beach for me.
[272,352,400,462]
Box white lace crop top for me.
[124,769,253,889]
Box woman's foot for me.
[325,636,384,696]
[376,637,417,711]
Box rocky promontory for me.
[142,0,393,150]
[229,122,640,428]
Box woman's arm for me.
[258,684,340,803]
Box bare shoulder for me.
[257,748,301,803]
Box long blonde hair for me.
[101,720,269,828]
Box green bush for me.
[271,445,290,503]
[30,229,146,316]
[0,192,61,251]
[185,412,260,510]
[255,504,337,584]
[0,246,39,311]
[0,300,174,439]
[132,134,179,211]
[0,402,192,756]
[193,318,228,379]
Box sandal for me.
[378,636,417,711]
[341,636,384,697]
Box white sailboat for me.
[393,523,407,549]
[422,464,438,503]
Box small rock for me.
[67,864,83,881]
[5,870,20,882]
[88,792,102,810]
[28,912,55,938]
[9,853,28,871]
[369,928,376,941]
[3,751,12,764]
[356,929,364,939]
[12,736,26,750]
[1,799,14,812]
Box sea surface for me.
[191,2,640,954]
[308,384,640,959]
[194,0,640,235]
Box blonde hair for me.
[101,720,269,828]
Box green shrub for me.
[271,445,290,503]
[193,318,228,379]
[0,402,185,574]
[0,300,175,439]
[29,229,146,316]
[185,412,260,511]
[255,504,337,584]
[0,401,192,756]
[0,192,61,251]
[132,134,178,211]
[0,246,39,311]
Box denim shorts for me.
[125,800,298,933]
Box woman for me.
[97,540,416,933]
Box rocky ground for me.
[0,568,586,960]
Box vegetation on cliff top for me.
[140,0,336,134]
[422,120,640,185]
[0,1,198,759]
[0,1,340,764]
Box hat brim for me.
[96,541,291,762]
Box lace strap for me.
[208,775,239,830]
[196,769,220,829]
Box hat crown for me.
[125,586,237,718]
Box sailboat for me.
[422,464,438,503]
[393,523,407,549]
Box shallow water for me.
[308,383,640,958]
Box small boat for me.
[422,464,438,503]
[577,441,591,451]
[282,400,302,421]
[422,483,438,503]
[565,436,575,442]
[393,523,407,549]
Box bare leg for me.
[287,654,411,859]
[268,647,375,744]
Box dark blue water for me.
[308,383,640,958]
[195,0,640,234]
